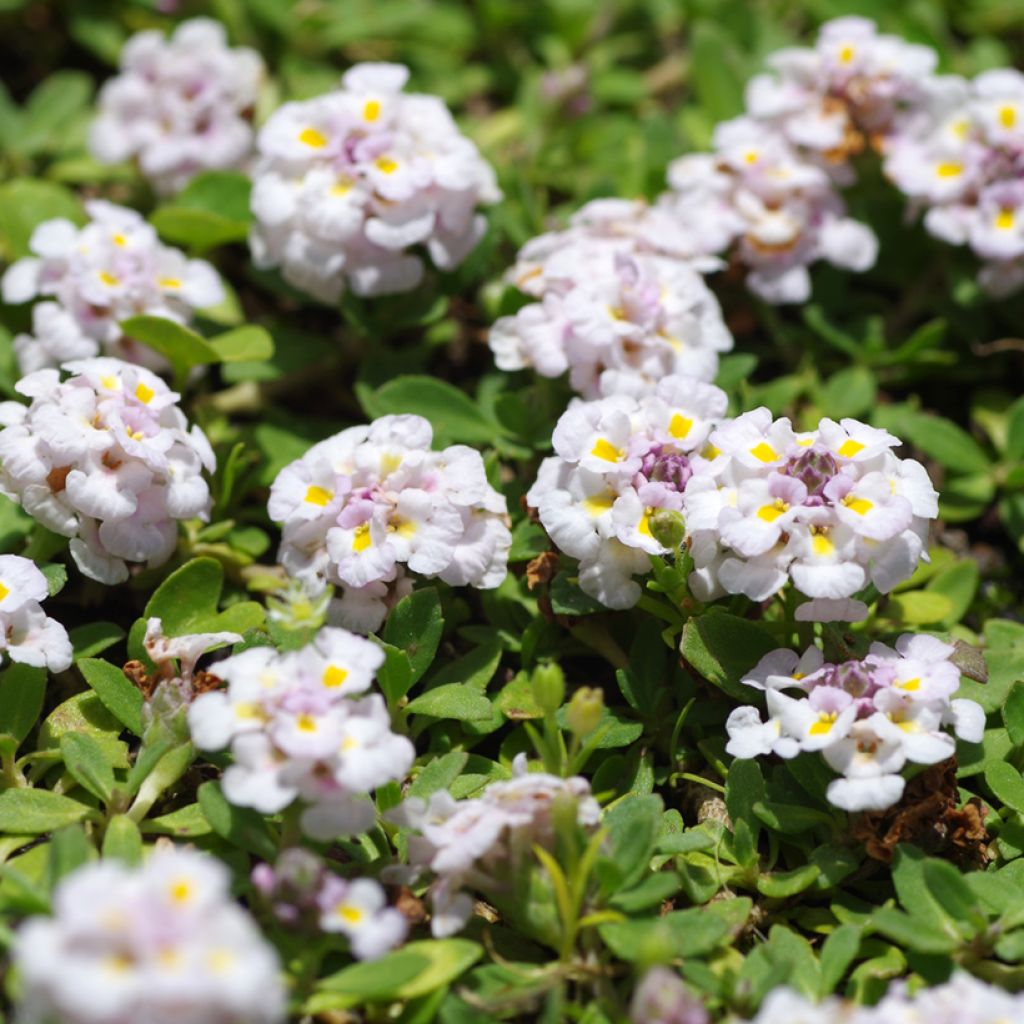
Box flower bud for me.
[531,663,566,714]
[566,687,604,738]
[649,509,686,549]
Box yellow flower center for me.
[935,161,963,179]
[583,493,615,517]
[843,495,873,516]
[749,441,778,463]
[304,485,333,507]
[135,382,155,404]
[352,523,372,552]
[1000,104,1018,129]
[669,413,694,439]
[809,711,838,736]
[996,208,1016,231]
[299,127,328,148]
[837,439,864,458]
[336,904,363,925]
[757,499,788,523]
[375,156,398,174]
[0,581,9,603]
[99,270,119,286]
[158,277,181,289]
[323,665,349,689]
[364,99,381,122]
[297,713,318,733]
[591,437,622,462]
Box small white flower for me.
[318,876,408,960]
[0,555,71,672]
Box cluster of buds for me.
[269,414,510,634]
[14,846,285,1024]
[737,973,1024,1023]
[187,627,414,840]
[251,849,407,960]
[249,62,500,302]
[391,753,601,937]
[0,555,71,673]
[526,375,727,608]
[489,198,733,397]
[1,201,223,374]
[0,358,216,585]
[90,18,264,195]
[726,635,983,811]
[884,69,1024,295]
[684,410,938,618]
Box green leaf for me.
[375,642,414,705]
[405,684,494,721]
[752,800,834,835]
[1005,682,1024,747]
[78,658,144,735]
[363,376,505,447]
[871,906,960,954]
[47,824,94,887]
[922,859,986,931]
[756,863,822,898]
[821,367,876,419]
[119,316,219,378]
[102,815,143,865]
[818,924,861,996]
[141,557,264,640]
[598,795,662,891]
[689,19,747,122]
[60,732,116,802]
[961,618,1024,712]
[900,413,993,474]
[598,899,751,961]
[70,621,126,661]
[986,761,1024,815]
[39,563,67,596]
[310,939,483,1010]
[680,610,778,701]
[197,781,278,861]
[382,588,443,685]
[1007,396,1024,463]
[0,178,84,260]
[18,71,92,155]
[427,642,501,692]
[0,664,46,745]
[208,326,275,363]
[0,789,93,834]
[549,571,606,617]
[408,751,469,800]
[143,803,213,839]
[885,591,954,625]
[925,560,979,625]
[151,172,253,252]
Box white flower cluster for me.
[0,358,215,585]
[393,753,601,937]
[685,410,938,616]
[90,18,264,195]
[1,201,223,375]
[14,846,285,1024]
[249,62,500,302]
[884,69,1024,296]
[489,198,733,398]
[269,414,510,634]
[665,121,878,303]
[188,627,414,840]
[737,973,1024,1024]
[726,634,983,811]
[527,375,727,608]
[0,555,71,673]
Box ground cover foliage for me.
[1,1,1024,1022]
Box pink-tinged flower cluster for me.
[489,198,732,397]
[726,635,983,812]
[663,17,947,302]
[188,628,414,841]
[0,555,71,673]
[1,201,223,374]
[14,847,285,1024]
[252,850,407,961]
[90,18,264,195]
[527,375,727,608]
[684,411,938,615]
[883,69,1024,295]
[249,62,500,302]
[665,119,878,303]
[269,415,510,634]
[391,753,601,937]
[0,359,215,585]
[736,973,1024,1023]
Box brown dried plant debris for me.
[851,759,989,867]
[123,660,225,701]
